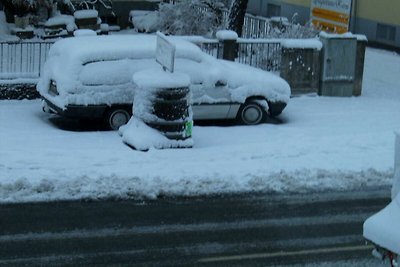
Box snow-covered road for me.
[0,47,399,203]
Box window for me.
[376,23,396,42]
[267,3,281,17]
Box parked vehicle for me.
[37,35,290,130]
[363,132,400,267]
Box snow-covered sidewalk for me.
[0,47,399,203]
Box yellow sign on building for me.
[310,0,352,33]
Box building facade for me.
[247,0,400,49]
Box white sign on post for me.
[310,0,352,34]
[156,32,176,73]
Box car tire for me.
[104,108,131,130]
[236,100,266,125]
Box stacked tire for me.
[133,70,193,142]
[146,86,192,140]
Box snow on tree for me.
[1,0,54,22]
[157,0,229,36]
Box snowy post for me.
[216,30,238,61]
[353,35,368,96]
[100,23,109,35]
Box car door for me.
[175,58,233,120]
[191,81,232,120]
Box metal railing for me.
[0,39,281,80]
[188,38,281,72]
[236,40,281,72]
[193,4,279,39]
[186,38,222,58]
[0,41,53,79]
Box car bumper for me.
[42,97,108,120]
[268,101,287,117]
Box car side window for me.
[79,58,158,85]
[175,58,205,85]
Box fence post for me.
[216,30,238,61]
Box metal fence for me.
[187,39,222,58]
[0,39,281,80]
[194,5,279,39]
[0,41,53,79]
[242,15,271,39]
[186,36,281,72]
[236,40,281,72]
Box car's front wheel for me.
[236,100,267,125]
[104,108,131,130]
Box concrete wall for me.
[355,17,400,47]
[355,0,400,26]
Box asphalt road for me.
[0,189,391,266]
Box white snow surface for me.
[133,69,190,89]
[74,10,98,19]
[1,47,400,203]
[73,29,97,37]
[281,39,323,50]
[120,117,194,151]
[363,132,400,254]
[44,15,75,27]
[319,31,368,41]
[216,30,238,41]
[363,194,400,254]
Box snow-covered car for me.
[363,132,400,266]
[37,35,290,130]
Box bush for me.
[158,0,225,36]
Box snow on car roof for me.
[48,35,204,65]
[38,35,207,100]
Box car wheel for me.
[104,108,131,130]
[236,101,266,125]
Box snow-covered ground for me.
[0,47,399,203]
